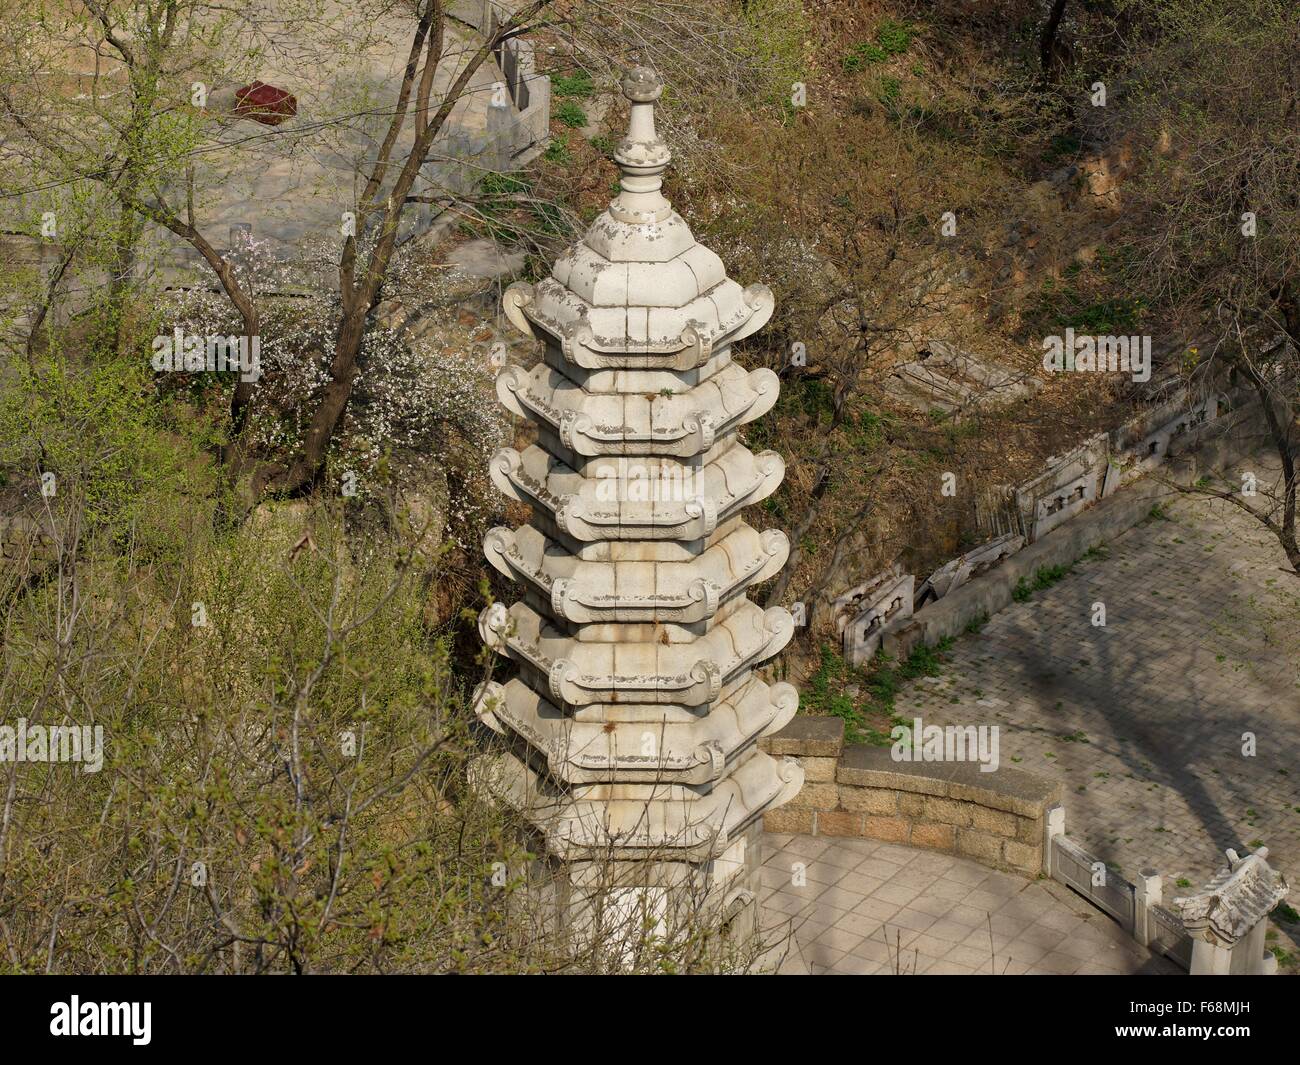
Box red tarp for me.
[233,81,297,125]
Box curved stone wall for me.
[762,717,1061,878]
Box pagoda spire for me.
[610,66,672,224]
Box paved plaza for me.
[889,464,1299,895]
[764,456,1298,975]
[760,834,1178,974]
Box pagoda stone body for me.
[473,66,803,917]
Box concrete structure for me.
[764,713,1292,974]
[883,389,1273,656]
[879,452,1298,970]
[1013,432,1110,543]
[1107,392,1220,490]
[449,0,551,160]
[760,834,1181,974]
[473,66,803,932]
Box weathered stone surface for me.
[787,782,839,811]
[968,805,1017,837]
[833,565,914,667]
[897,792,927,818]
[862,816,911,843]
[837,745,946,792]
[1013,433,1109,542]
[956,829,1002,864]
[1002,839,1041,875]
[839,786,898,815]
[1175,846,1288,944]
[923,796,974,827]
[915,532,1023,605]
[798,756,839,783]
[909,822,956,851]
[836,746,1060,818]
[763,807,815,835]
[816,810,864,837]
[944,769,1062,819]
[762,715,844,758]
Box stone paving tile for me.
[818,845,872,871]
[836,871,887,897]
[873,881,921,906]
[907,893,958,919]
[800,861,852,887]
[926,917,978,943]
[761,835,1179,975]
[853,896,903,922]
[829,953,881,975]
[848,937,896,965]
[890,458,1299,898]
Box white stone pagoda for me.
[472,65,803,921]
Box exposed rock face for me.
[472,67,803,903]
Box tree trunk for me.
[1041,0,1070,79]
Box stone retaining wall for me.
[760,716,1061,878]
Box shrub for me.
[555,100,588,129]
[843,18,917,72]
[550,69,595,99]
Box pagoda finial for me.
[612,66,672,224]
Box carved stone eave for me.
[479,599,795,708]
[488,443,785,542]
[503,278,775,371]
[1175,847,1289,946]
[495,361,779,459]
[470,747,804,861]
[484,524,789,624]
[474,675,799,785]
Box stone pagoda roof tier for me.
[488,443,785,543]
[474,675,798,786]
[478,599,795,708]
[495,361,780,459]
[470,747,803,862]
[483,524,789,625]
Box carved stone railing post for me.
[472,66,802,933]
[1175,846,1289,975]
